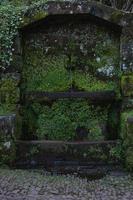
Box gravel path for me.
[0,169,133,200]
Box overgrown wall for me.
[0,1,133,170]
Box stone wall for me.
[0,33,22,165]
[0,1,133,170]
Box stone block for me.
[0,114,17,166]
[0,114,16,142]
[121,75,133,97]
[13,35,22,55]
[0,74,20,109]
[15,140,120,167]
[11,54,23,71]
[122,98,133,111]
[0,141,16,166]
[126,147,133,171]
[126,117,133,145]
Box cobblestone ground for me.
[0,169,133,200]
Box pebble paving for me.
[0,169,133,200]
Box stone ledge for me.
[15,140,120,168]
[127,117,133,124]
[24,91,117,103]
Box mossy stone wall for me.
[21,15,120,142]
[0,1,133,170]
[120,15,133,170]
[0,30,22,166]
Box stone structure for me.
[0,1,133,170]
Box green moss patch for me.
[22,55,71,92]
[73,72,117,92]
[121,110,133,142]
[22,99,109,141]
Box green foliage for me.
[109,141,124,160]
[73,72,116,91]
[120,110,133,141]
[0,4,23,69]
[84,39,119,74]
[23,55,71,92]
[36,99,107,141]
[22,26,119,93]
[0,0,57,70]
[23,45,119,92]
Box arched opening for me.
[20,13,121,142]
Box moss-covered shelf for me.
[24,90,117,102]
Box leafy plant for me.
[22,55,71,92]
[36,99,108,141]
[73,72,117,92]
[0,4,23,69]
[110,141,124,160]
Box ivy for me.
[0,4,23,69]
[0,0,64,70]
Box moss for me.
[33,11,47,21]
[22,54,71,92]
[36,99,107,141]
[121,110,133,145]
[120,110,133,171]
[109,142,124,161]
[21,16,31,27]
[111,10,123,23]
[121,75,133,97]
[22,20,120,93]
[22,11,47,27]
[22,100,108,141]
[126,147,133,171]
[73,72,117,92]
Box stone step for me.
[15,140,120,168]
[0,114,16,139]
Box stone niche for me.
[21,13,121,142]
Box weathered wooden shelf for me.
[24,91,116,102]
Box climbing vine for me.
[0,5,23,69]
[0,0,61,70]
